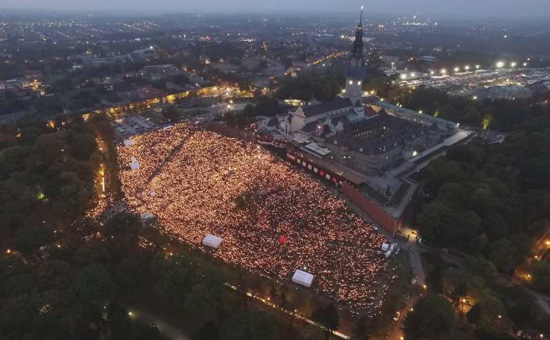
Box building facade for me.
[262,9,456,175]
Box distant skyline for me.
[1,0,550,20]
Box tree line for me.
[415,90,550,290]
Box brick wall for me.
[341,182,400,236]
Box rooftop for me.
[302,97,353,118]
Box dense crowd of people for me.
[117,124,391,313]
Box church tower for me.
[344,6,366,107]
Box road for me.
[386,295,420,340]
[125,305,190,340]
[407,242,426,287]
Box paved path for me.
[386,295,420,340]
[528,289,550,314]
[408,244,426,287]
[125,306,190,340]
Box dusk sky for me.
[2,0,550,19]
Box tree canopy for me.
[404,293,455,340]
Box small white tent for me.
[202,234,223,249]
[130,157,140,170]
[140,212,153,220]
[123,139,133,146]
[292,269,314,288]
[381,243,390,252]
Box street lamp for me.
[496,61,505,68]
[476,64,480,69]
[454,67,460,72]
[440,68,447,75]
[464,65,470,70]
[510,62,517,68]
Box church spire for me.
[343,6,367,106]
[351,6,364,62]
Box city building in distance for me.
[268,9,465,177]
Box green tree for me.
[488,239,519,273]
[311,303,340,339]
[102,212,142,247]
[152,254,192,311]
[10,226,54,256]
[426,252,445,293]
[106,302,133,340]
[532,261,550,292]
[404,294,455,340]
[417,201,455,245]
[37,260,74,291]
[72,263,116,303]
[469,294,512,336]
[219,310,281,340]
[193,321,220,340]
[465,256,498,285]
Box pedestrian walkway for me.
[126,306,190,340]
[408,245,426,287]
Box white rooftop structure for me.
[123,139,133,146]
[130,157,140,170]
[304,142,331,157]
[292,269,314,288]
[381,243,390,252]
[202,234,223,249]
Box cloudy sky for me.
[2,0,550,19]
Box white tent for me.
[202,234,223,249]
[130,157,140,170]
[381,243,390,252]
[292,269,314,288]
[123,139,134,146]
[140,212,153,220]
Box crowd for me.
[117,124,391,313]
